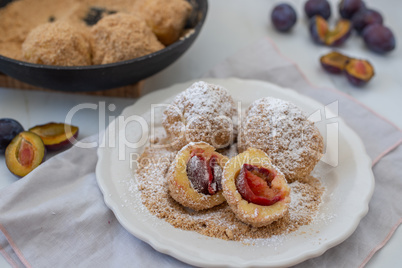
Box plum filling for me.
[236,164,284,206]
[17,139,34,167]
[186,154,223,195]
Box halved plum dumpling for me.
[222,148,290,227]
[29,122,79,151]
[167,142,228,211]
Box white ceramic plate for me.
[96,78,374,267]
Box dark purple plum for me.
[0,118,24,153]
[339,0,365,19]
[271,3,297,32]
[304,0,331,20]
[362,24,396,53]
[352,9,383,34]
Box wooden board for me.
[0,73,143,98]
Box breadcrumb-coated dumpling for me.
[91,13,164,65]
[135,0,193,45]
[238,97,324,182]
[163,81,238,151]
[22,22,92,66]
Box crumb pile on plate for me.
[134,81,326,241]
[136,145,324,241]
[0,0,192,66]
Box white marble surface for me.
[0,0,401,267]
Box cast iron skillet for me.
[0,0,207,92]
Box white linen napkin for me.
[1,38,401,268]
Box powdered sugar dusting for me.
[174,81,235,118]
[238,97,324,182]
[163,81,237,149]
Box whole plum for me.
[0,118,24,153]
[363,24,396,53]
[339,0,365,19]
[271,3,297,32]
[352,9,383,34]
[304,0,331,20]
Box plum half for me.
[345,58,375,86]
[309,16,351,46]
[29,122,79,151]
[325,19,352,46]
[167,142,227,211]
[320,51,375,86]
[320,51,350,73]
[186,154,222,195]
[5,131,46,177]
[235,164,286,206]
[0,118,24,153]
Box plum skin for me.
[304,0,331,20]
[0,118,25,153]
[339,0,365,19]
[362,24,396,53]
[271,3,297,32]
[352,9,383,34]
[345,72,368,86]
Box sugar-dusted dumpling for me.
[163,81,238,151]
